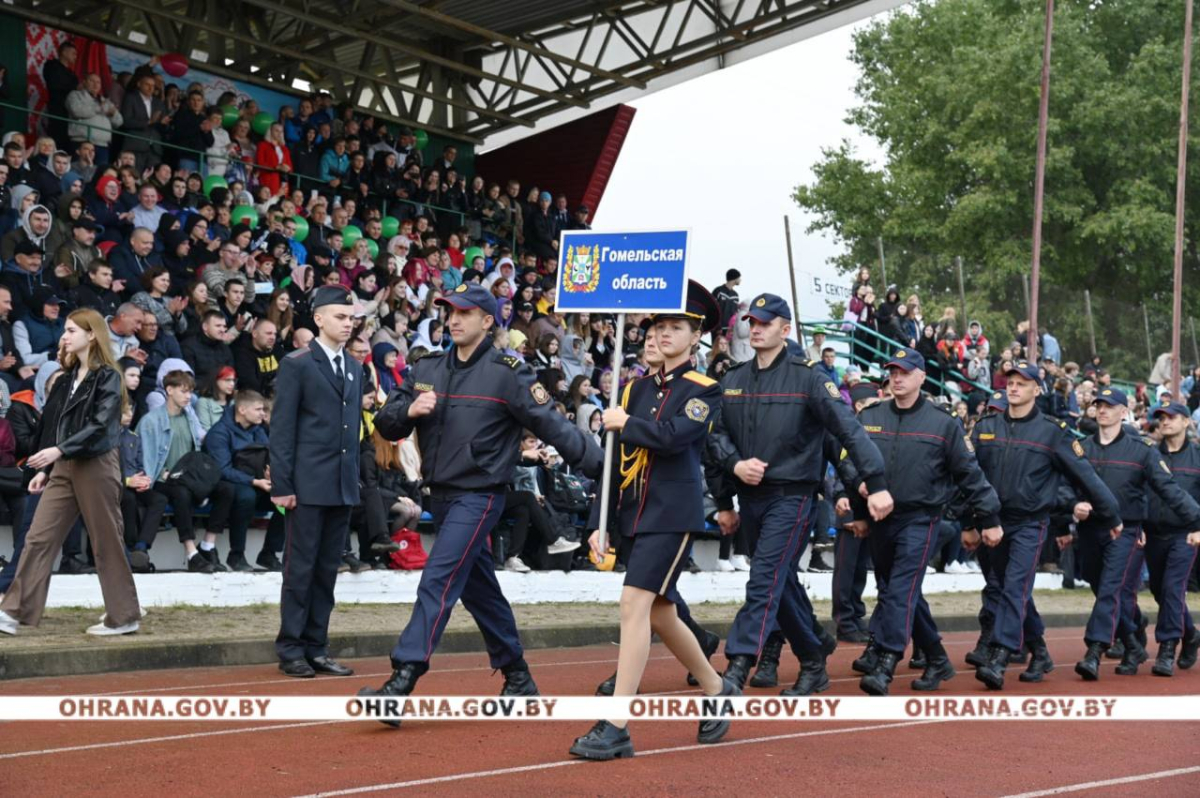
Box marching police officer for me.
[1069,387,1200,680]
[592,317,722,697]
[572,281,736,760]
[362,283,603,721]
[1145,402,1200,675]
[270,285,363,678]
[852,347,1000,696]
[967,362,1119,689]
[707,294,891,696]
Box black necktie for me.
[333,353,344,382]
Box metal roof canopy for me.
[8,0,906,146]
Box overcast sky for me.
[594,20,883,323]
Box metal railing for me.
[4,100,517,252]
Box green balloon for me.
[414,129,429,150]
[463,246,485,267]
[381,216,400,238]
[252,111,274,137]
[221,105,239,129]
[341,225,363,248]
[231,205,259,228]
[365,239,379,261]
[203,174,228,197]
[291,215,309,243]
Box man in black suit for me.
[270,285,363,678]
[120,74,168,171]
[43,42,78,150]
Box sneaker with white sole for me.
[730,554,751,572]
[547,536,581,555]
[86,621,139,636]
[945,561,969,575]
[925,566,936,575]
[99,607,148,624]
[965,560,982,573]
[504,556,532,573]
[716,559,736,572]
[0,609,18,635]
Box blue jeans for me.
[0,493,84,593]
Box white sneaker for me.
[945,561,968,575]
[716,559,736,572]
[925,566,936,575]
[99,607,148,624]
[730,554,751,572]
[547,536,581,555]
[965,560,982,573]
[86,621,139,636]
[0,609,18,635]
[504,556,531,573]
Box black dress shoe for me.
[308,656,354,676]
[280,658,316,678]
[256,552,284,572]
[697,677,740,744]
[370,537,402,554]
[58,556,96,575]
[569,720,634,760]
[595,671,616,696]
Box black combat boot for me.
[723,654,754,691]
[1074,641,1107,681]
[974,644,1011,690]
[1151,641,1178,678]
[859,650,900,696]
[750,632,784,688]
[912,649,956,691]
[355,663,422,727]
[781,651,830,696]
[1179,629,1200,670]
[853,638,880,674]
[500,658,539,696]
[965,621,994,668]
[1019,636,1055,683]
[1114,633,1148,676]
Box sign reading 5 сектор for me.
[555,229,689,314]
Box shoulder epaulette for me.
[285,348,312,359]
[727,359,750,372]
[1141,436,1156,446]
[682,370,717,387]
[499,354,522,370]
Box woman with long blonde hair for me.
[0,309,141,636]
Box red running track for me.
[1,628,1199,796]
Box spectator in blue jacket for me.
[318,137,350,193]
[202,389,284,571]
[118,401,167,572]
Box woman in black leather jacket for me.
[0,308,142,637]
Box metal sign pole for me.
[595,312,626,554]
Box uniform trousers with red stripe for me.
[985,521,1049,652]
[1080,523,1143,646]
[866,513,942,655]
[1143,528,1198,643]
[391,492,521,672]
[725,493,823,662]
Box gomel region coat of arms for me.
[562,244,601,293]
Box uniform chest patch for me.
[531,383,550,405]
[414,382,435,392]
[864,425,882,433]
[685,398,710,423]
[979,433,995,441]
[724,388,743,396]
[1072,440,1085,458]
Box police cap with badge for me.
[884,347,926,372]
[312,284,354,310]
[742,293,792,324]
[647,279,721,335]
[435,282,498,320]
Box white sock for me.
[186,550,199,560]
[199,541,215,552]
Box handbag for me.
[164,451,223,501]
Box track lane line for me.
[999,766,1200,797]
[291,720,948,796]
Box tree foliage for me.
[795,0,1200,378]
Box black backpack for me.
[164,451,223,501]
[233,444,270,480]
[545,467,590,514]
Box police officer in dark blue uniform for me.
[360,283,603,719]
[1145,402,1200,675]
[571,281,737,761]
[854,347,1000,696]
[270,285,364,678]
[707,294,890,696]
[967,362,1119,689]
[1069,387,1200,680]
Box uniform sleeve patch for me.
[685,398,710,423]
[824,381,841,399]
[1072,440,1085,458]
[531,383,550,405]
